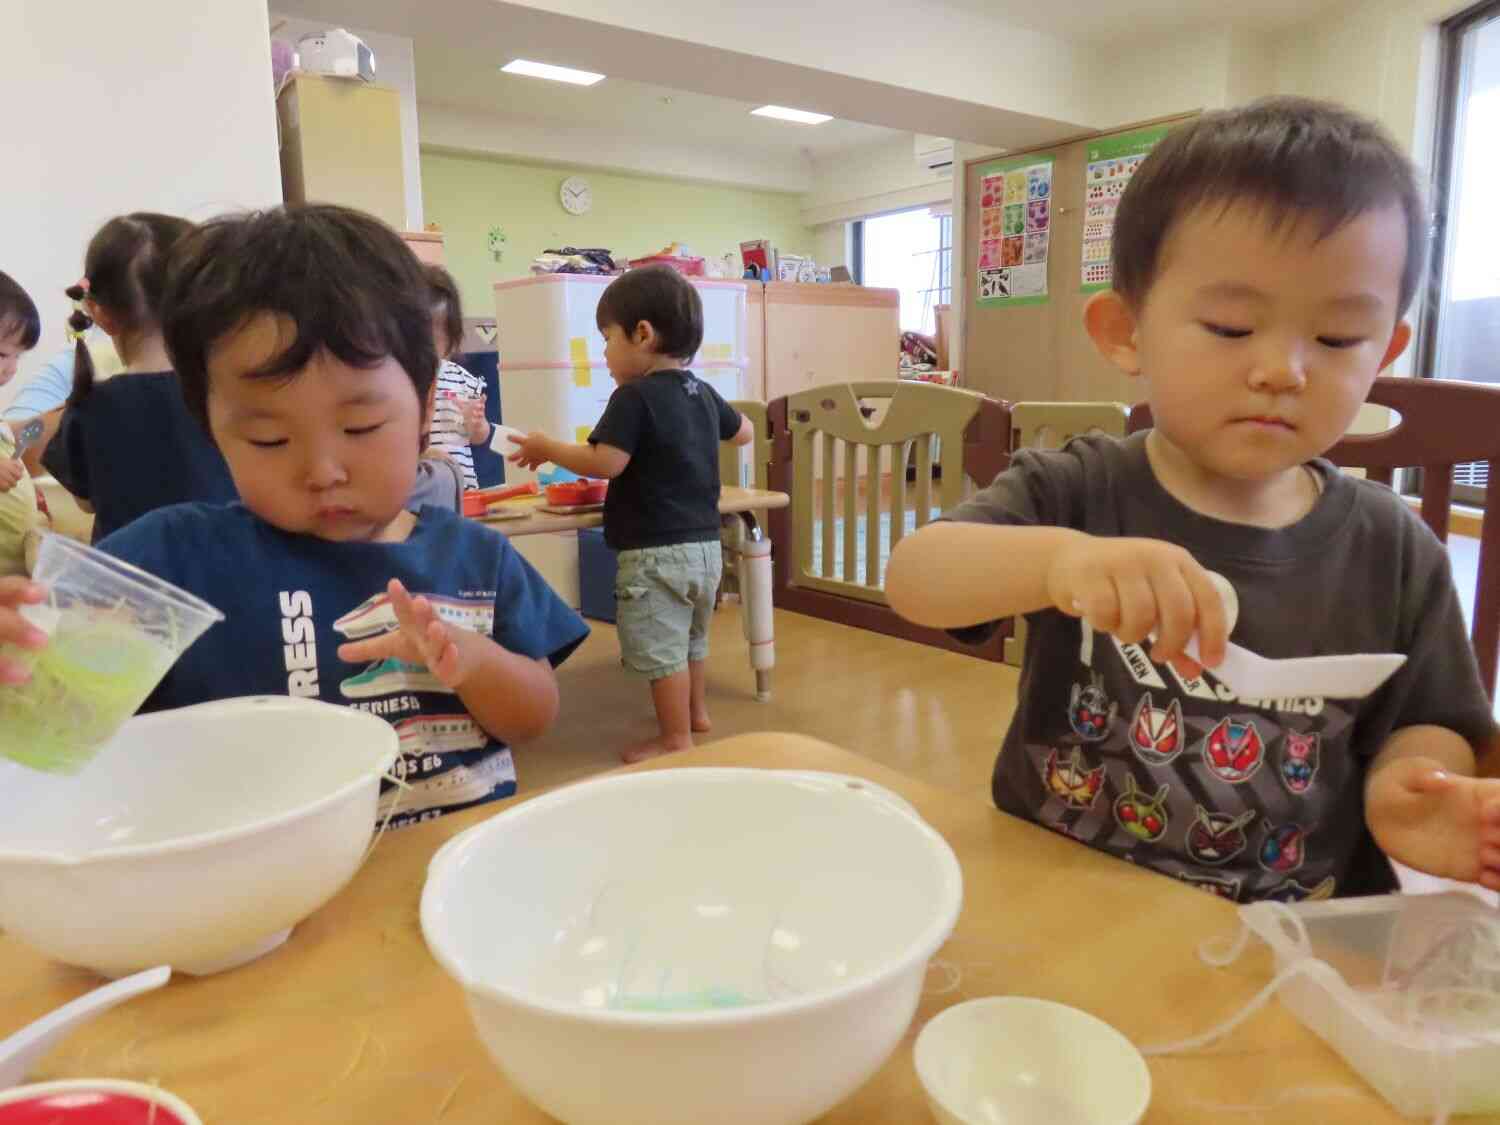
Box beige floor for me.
[514,602,1018,799]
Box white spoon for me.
[1182,572,1406,700]
[0,965,170,1088]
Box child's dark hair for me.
[0,271,41,352]
[424,264,464,360]
[162,204,437,426]
[65,213,194,404]
[595,266,703,361]
[1112,97,1426,316]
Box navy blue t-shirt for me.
[42,372,237,543]
[100,503,589,829]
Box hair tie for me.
[65,280,93,340]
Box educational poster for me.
[976,153,1054,308]
[1080,125,1173,292]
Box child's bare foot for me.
[622,733,694,764]
[691,711,712,734]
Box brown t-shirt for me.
[945,431,1497,902]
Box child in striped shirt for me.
[424,264,490,490]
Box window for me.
[851,208,952,334]
[1425,0,1500,503]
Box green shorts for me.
[615,541,722,680]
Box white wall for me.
[1087,30,1236,127]
[420,103,811,193]
[271,14,423,230]
[814,225,849,271]
[802,135,953,226]
[2,0,283,409]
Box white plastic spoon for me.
[0,965,170,1089]
[1182,572,1406,700]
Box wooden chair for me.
[1127,376,1500,699]
[766,381,1013,658]
[1003,402,1131,667]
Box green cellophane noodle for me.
[0,610,176,774]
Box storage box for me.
[628,254,705,277]
[578,528,617,623]
[1233,892,1500,1117]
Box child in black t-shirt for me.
[510,267,753,762]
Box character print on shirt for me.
[1258,822,1308,874]
[1067,673,1117,742]
[1279,730,1320,796]
[1202,717,1266,784]
[1113,775,1170,843]
[1043,747,1106,810]
[1265,875,1336,903]
[1176,871,1242,901]
[1185,806,1256,866]
[1128,693,1185,766]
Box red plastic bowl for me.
[0,1081,200,1125]
[544,479,608,506]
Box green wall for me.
[420,149,815,316]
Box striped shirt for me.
[428,359,488,490]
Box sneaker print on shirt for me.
[341,657,451,699]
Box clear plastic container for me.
[1236,892,1500,1118]
[0,534,223,774]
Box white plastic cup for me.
[0,534,224,774]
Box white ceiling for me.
[425,69,904,161]
[273,0,1080,160]
[933,0,1347,43]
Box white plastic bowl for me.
[0,696,396,977]
[422,768,963,1125]
[914,998,1151,1125]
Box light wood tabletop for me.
[0,735,1406,1124]
[481,485,788,537]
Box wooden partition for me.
[960,113,1196,405]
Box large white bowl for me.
[914,997,1152,1125]
[422,768,963,1125]
[0,696,397,977]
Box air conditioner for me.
[915,134,954,177]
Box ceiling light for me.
[751,105,833,125]
[501,59,605,86]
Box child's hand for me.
[1367,756,1500,890]
[460,394,491,444]
[507,432,554,471]
[0,458,25,493]
[336,579,472,690]
[1048,536,1228,674]
[0,578,50,684]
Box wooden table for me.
[0,736,1407,1124]
[479,485,787,538]
[484,486,789,700]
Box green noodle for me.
[0,612,176,774]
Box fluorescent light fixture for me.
[751,105,833,125]
[500,59,605,86]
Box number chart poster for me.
[976,153,1054,307]
[1080,125,1172,292]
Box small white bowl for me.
[914,997,1151,1125]
[422,768,963,1125]
[0,1079,202,1124]
[0,696,396,977]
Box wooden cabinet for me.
[402,231,445,264]
[277,75,405,230]
[759,283,900,402]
